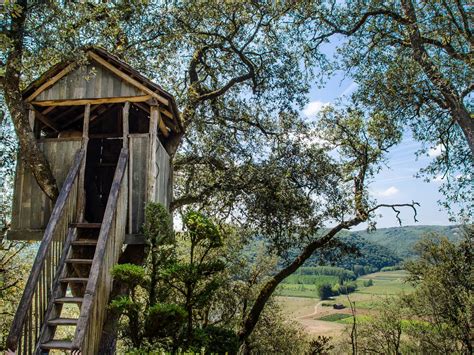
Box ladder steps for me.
[66,258,93,264]
[70,222,102,229]
[60,277,89,283]
[40,340,73,350]
[72,239,98,246]
[54,297,83,304]
[47,318,78,326]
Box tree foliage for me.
[355,227,473,354]
[299,0,473,218]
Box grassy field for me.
[277,275,339,298]
[277,270,415,338]
[277,270,413,306]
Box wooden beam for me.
[60,104,101,130]
[158,115,169,137]
[123,102,130,148]
[41,106,56,115]
[147,106,159,202]
[88,51,169,106]
[26,62,76,102]
[31,95,152,107]
[133,102,171,136]
[32,108,59,132]
[77,104,90,222]
[83,104,91,140]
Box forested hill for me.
[299,225,461,272]
[346,225,461,259]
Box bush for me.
[363,279,374,287]
[145,303,187,339]
[317,283,334,300]
[111,264,146,288]
[333,282,357,295]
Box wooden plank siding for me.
[129,134,170,234]
[9,139,82,239]
[36,64,144,102]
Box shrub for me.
[363,279,374,287]
[145,303,187,339]
[111,264,146,288]
[317,283,333,300]
[333,282,357,295]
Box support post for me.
[147,105,159,202]
[122,102,130,148]
[123,102,132,234]
[77,104,90,222]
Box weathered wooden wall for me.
[36,63,144,101]
[9,138,82,239]
[154,136,171,208]
[129,134,170,234]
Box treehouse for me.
[6,47,181,354]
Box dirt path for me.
[296,300,325,319]
[279,297,348,337]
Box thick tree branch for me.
[4,0,59,201]
[401,0,474,155]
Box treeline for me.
[293,266,356,281]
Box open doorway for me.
[84,105,123,223]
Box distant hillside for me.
[346,225,461,259]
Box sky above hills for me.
[305,71,456,229]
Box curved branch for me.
[368,201,420,225]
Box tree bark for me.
[401,0,474,156]
[4,0,59,201]
[236,217,363,344]
[98,245,147,354]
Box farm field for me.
[277,270,414,338]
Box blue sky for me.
[304,72,455,229]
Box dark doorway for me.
[84,105,124,223]
[84,138,122,222]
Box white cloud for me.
[375,186,399,197]
[428,145,443,158]
[303,100,330,117]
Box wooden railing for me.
[72,147,129,354]
[6,148,86,354]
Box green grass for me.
[277,275,339,298]
[277,270,414,305]
[318,313,353,322]
[336,315,372,324]
[282,274,339,285]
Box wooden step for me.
[54,297,83,304]
[72,239,98,246]
[47,317,78,326]
[70,222,101,229]
[66,258,93,264]
[40,340,73,350]
[60,277,89,284]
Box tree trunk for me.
[237,218,363,344]
[401,0,474,156]
[5,0,59,201]
[98,245,147,354]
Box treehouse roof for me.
[22,46,182,138]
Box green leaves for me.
[111,264,146,289]
[144,203,174,246]
[183,210,222,248]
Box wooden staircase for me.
[38,223,99,352]
[6,147,129,355]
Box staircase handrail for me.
[6,148,86,352]
[72,147,129,353]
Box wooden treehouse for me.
[6,47,181,354]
